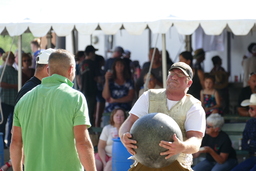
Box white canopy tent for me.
[1,0,256,89]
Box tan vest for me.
[148,89,201,168]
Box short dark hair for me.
[179,51,193,62]
[211,55,221,65]
[204,73,215,82]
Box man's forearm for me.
[182,136,202,154]
[76,140,96,171]
[119,114,138,139]
[10,143,23,171]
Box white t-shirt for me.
[99,125,118,156]
[130,91,206,135]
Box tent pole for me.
[46,31,52,49]
[185,35,192,52]
[227,31,231,74]
[162,34,167,88]
[18,35,22,91]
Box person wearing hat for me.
[104,46,124,73]
[231,94,256,171]
[0,48,56,171]
[242,43,256,87]
[30,39,42,69]
[80,45,100,126]
[11,49,96,171]
[120,62,206,170]
[15,48,56,103]
[237,73,256,116]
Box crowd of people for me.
[0,40,255,170]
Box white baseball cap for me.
[241,93,256,106]
[36,48,56,64]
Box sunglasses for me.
[169,71,187,78]
[249,107,255,111]
[206,124,214,129]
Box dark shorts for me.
[96,90,105,103]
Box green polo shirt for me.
[14,74,91,171]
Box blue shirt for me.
[242,118,256,155]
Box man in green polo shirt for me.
[10,49,97,171]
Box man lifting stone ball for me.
[119,62,206,171]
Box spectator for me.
[237,73,256,117]
[0,51,18,148]
[242,43,256,87]
[102,58,135,113]
[200,74,221,116]
[0,47,5,66]
[30,39,42,68]
[136,48,168,96]
[94,54,106,127]
[95,108,127,171]
[74,51,85,90]
[80,45,100,126]
[0,48,55,171]
[179,51,204,100]
[193,48,205,71]
[104,46,124,73]
[210,55,229,114]
[10,49,96,171]
[160,49,174,66]
[21,53,35,85]
[131,60,141,82]
[138,73,161,97]
[193,113,238,171]
[231,93,256,171]
[12,49,25,70]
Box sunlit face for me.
[204,78,214,90]
[166,69,191,91]
[248,105,256,118]
[113,110,125,124]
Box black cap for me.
[0,48,5,54]
[85,45,98,53]
[248,43,256,53]
[169,62,193,79]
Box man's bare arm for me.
[119,114,138,155]
[74,125,96,171]
[10,126,23,171]
[160,131,203,159]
